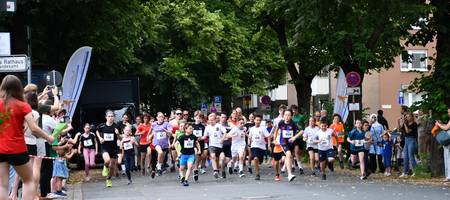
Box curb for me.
[68,183,83,200]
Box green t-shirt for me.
[175,130,184,150]
[293,114,305,129]
[50,122,68,158]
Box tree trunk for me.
[294,75,314,116]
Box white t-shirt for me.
[249,126,270,150]
[24,110,40,145]
[317,128,333,151]
[42,114,57,136]
[205,124,227,148]
[304,126,319,149]
[230,126,246,150]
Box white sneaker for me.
[288,174,296,182]
[386,173,391,177]
[399,173,408,178]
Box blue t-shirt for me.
[348,128,365,152]
[381,140,392,156]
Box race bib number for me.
[193,130,203,137]
[104,133,114,142]
[321,139,329,146]
[283,130,293,138]
[83,139,93,147]
[184,140,194,148]
[253,134,262,143]
[124,142,133,150]
[156,131,166,140]
[355,140,364,147]
[307,137,315,144]
[213,132,219,138]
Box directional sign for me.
[0,32,10,55]
[346,87,361,95]
[0,0,16,12]
[346,71,361,87]
[0,55,28,72]
[349,103,360,111]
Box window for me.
[401,50,428,72]
[403,92,425,107]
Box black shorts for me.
[0,152,30,166]
[272,152,284,161]
[307,147,319,153]
[351,149,365,155]
[293,138,305,150]
[139,144,150,153]
[281,143,295,153]
[318,149,335,162]
[27,144,37,156]
[222,144,232,158]
[251,148,265,164]
[103,148,119,159]
[198,141,205,152]
[209,146,222,156]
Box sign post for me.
[346,71,362,124]
[0,55,29,72]
[213,96,222,113]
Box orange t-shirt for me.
[272,129,283,153]
[330,122,345,146]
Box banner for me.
[61,47,92,119]
[333,68,349,122]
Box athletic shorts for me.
[198,141,205,152]
[231,146,245,158]
[139,144,150,153]
[27,144,37,156]
[251,148,265,164]
[209,146,222,156]
[222,144,232,158]
[102,148,119,159]
[281,142,295,153]
[306,147,319,153]
[272,152,284,161]
[293,138,305,150]
[318,149,335,162]
[180,154,195,167]
[351,149,365,155]
[0,152,29,166]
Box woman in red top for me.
[0,75,53,200]
[136,113,152,176]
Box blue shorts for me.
[318,149,335,162]
[180,154,195,167]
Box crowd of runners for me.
[1,74,450,200]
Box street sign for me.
[398,91,404,105]
[200,103,208,115]
[45,70,63,86]
[0,0,16,12]
[349,103,360,111]
[214,96,222,104]
[346,71,361,87]
[261,95,271,105]
[0,55,28,72]
[0,32,10,55]
[346,87,361,95]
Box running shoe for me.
[311,172,316,176]
[239,171,245,178]
[399,173,408,178]
[322,174,326,180]
[360,176,367,180]
[46,193,61,199]
[183,180,189,187]
[233,167,238,173]
[151,171,156,179]
[299,168,304,175]
[222,171,227,179]
[106,179,112,188]
[127,180,132,185]
[194,170,199,182]
[55,191,67,197]
[102,166,109,177]
[248,167,253,174]
[288,174,296,182]
[180,176,185,183]
[213,171,219,179]
[255,174,261,180]
[229,167,233,174]
[156,169,162,176]
[200,168,206,174]
[274,174,281,182]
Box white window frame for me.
[400,50,428,72]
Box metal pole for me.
[352,95,356,123]
[26,26,32,84]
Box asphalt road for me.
[81,167,450,200]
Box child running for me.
[192,113,206,179]
[174,123,201,186]
[121,125,138,184]
[302,117,320,175]
[316,119,335,180]
[248,115,271,180]
[227,118,247,177]
[348,120,367,180]
[78,123,98,182]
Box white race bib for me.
[193,130,203,137]
[321,139,329,146]
[184,139,194,148]
[156,131,166,140]
[213,132,220,138]
[124,142,133,150]
[355,140,364,147]
[307,137,315,144]
[283,130,293,138]
[104,133,114,142]
[253,134,262,143]
[83,139,93,147]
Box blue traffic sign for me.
[214,96,222,104]
[201,103,208,110]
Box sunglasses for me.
[176,113,182,115]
